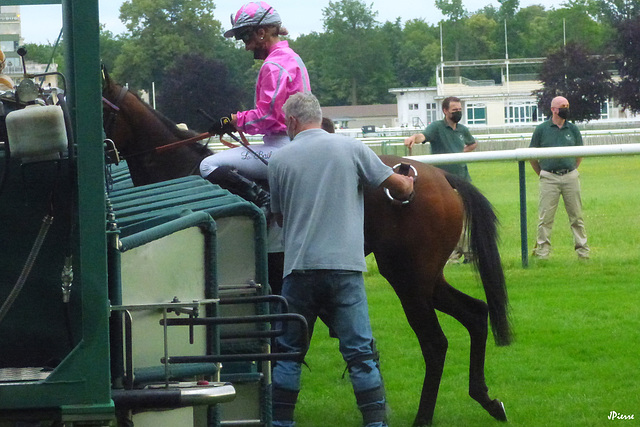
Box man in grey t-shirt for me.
[268,92,413,427]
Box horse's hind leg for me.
[433,281,507,422]
[394,291,448,427]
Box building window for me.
[505,102,540,123]
[426,102,437,124]
[600,100,609,119]
[0,41,14,53]
[467,103,487,125]
[408,103,419,110]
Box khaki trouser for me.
[534,169,589,257]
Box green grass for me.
[291,156,640,426]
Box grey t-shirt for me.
[268,128,393,277]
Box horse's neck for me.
[134,112,180,149]
[127,111,207,185]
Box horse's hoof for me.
[489,399,507,422]
[413,416,433,426]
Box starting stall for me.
[0,1,305,426]
[0,1,113,424]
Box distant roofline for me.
[389,87,436,93]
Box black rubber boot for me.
[205,165,270,211]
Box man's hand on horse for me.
[208,115,236,136]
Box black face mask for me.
[558,108,569,120]
[450,111,462,123]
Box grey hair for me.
[283,92,322,125]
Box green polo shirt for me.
[422,119,475,180]
[529,119,583,172]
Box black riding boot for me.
[355,385,387,426]
[205,165,270,210]
[272,386,299,425]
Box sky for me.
[18,0,559,45]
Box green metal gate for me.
[0,1,112,424]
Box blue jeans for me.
[272,270,386,427]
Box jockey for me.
[0,49,15,91]
[200,1,311,209]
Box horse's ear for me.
[101,64,111,92]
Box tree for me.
[594,0,640,24]
[319,0,394,105]
[435,0,467,22]
[459,12,499,61]
[436,0,468,65]
[497,0,519,20]
[113,0,228,92]
[100,26,126,74]
[615,16,640,112]
[593,1,640,113]
[22,42,65,76]
[506,5,548,58]
[535,42,615,121]
[394,19,440,87]
[157,53,249,131]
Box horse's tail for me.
[444,173,512,346]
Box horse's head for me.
[102,65,135,156]
[100,65,212,185]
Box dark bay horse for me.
[102,74,512,426]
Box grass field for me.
[291,156,640,426]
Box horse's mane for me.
[125,86,197,139]
[113,82,212,157]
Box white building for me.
[390,58,634,129]
[321,104,398,130]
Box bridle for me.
[102,85,127,138]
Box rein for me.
[104,129,251,161]
[125,132,212,159]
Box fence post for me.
[518,161,529,268]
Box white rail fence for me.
[204,133,639,266]
[405,143,640,267]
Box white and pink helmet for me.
[224,2,282,38]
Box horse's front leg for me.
[433,282,508,422]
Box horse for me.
[102,72,512,427]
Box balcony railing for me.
[4,63,57,75]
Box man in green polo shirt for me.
[404,96,478,263]
[404,96,477,180]
[529,95,590,260]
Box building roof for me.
[389,87,436,93]
[321,104,397,120]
